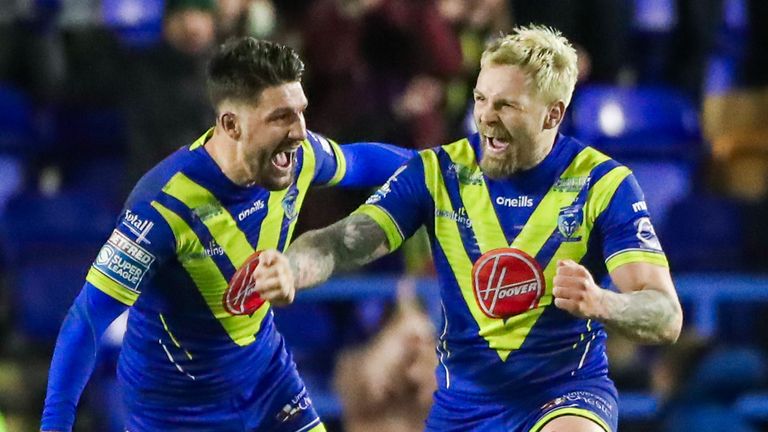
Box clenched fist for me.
[552,259,607,320]
[251,249,296,306]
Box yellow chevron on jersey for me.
[421,138,626,361]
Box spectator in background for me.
[122,0,217,187]
[334,281,437,432]
[301,0,463,148]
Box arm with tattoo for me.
[598,288,682,344]
[553,260,682,345]
[286,213,392,289]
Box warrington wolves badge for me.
[558,205,583,241]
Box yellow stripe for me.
[585,166,631,223]
[307,424,326,432]
[427,144,611,360]
[86,267,138,306]
[326,139,347,186]
[189,127,214,150]
[151,201,269,346]
[529,406,611,432]
[258,189,288,250]
[512,147,610,254]
[442,140,507,252]
[284,140,316,246]
[353,204,404,251]
[606,250,669,272]
[162,173,255,269]
[422,149,524,359]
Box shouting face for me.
[473,64,559,179]
[227,82,308,190]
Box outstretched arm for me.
[286,213,391,289]
[337,143,415,188]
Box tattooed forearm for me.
[286,214,390,289]
[599,289,682,344]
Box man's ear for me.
[544,100,566,130]
[220,112,241,140]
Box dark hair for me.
[207,37,305,107]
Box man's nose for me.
[288,114,307,141]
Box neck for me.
[205,128,254,187]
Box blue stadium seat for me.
[102,0,164,48]
[623,160,693,226]
[0,84,38,154]
[659,195,745,271]
[0,190,116,342]
[570,85,701,159]
[0,156,24,214]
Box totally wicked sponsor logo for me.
[471,248,545,319]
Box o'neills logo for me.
[471,248,545,319]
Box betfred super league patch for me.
[472,248,545,319]
[93,230,155,292]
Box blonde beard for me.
[479,138,550,179]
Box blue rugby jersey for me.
[354,133,668,397]
[85,129,351,401]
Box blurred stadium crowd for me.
[0,0,768,430]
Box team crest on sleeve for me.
[635,217,662,251]
[365,165,406,205]
[557,205,584,242]
[93,230,155,292]
[472,248,545,319]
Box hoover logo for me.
[472,248,544,319]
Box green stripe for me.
[151,201,269,346]
[162,172,254,268]
[86,267,139,306]
[284,140,316,246]
[354,204,404,251]
[606,250,669,272]
[326,139,347,186]
[529,406,611,432]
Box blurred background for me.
[0,0,767,430]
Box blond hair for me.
[481,25,578,106]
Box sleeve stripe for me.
[606,249,669,272]
[326,139,347,186]
[86,267,139,306]
[353,204,404,251]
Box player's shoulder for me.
[125,147,193,208]
[560,134,627,172]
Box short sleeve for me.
[306,130,346,186]
[353,155,430,251]
[597,173,669,272]
[85,201,175,305]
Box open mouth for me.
[484,135,510,154]
[271,148,297,171]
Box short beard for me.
[480,148,520,179]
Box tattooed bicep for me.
[338,213,390,265]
